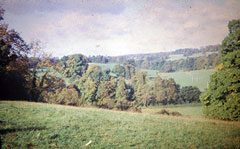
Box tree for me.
[112,64,125,78]
[179,86,201,103]
[46,86,79,106]
[200,20,240,120]
[131,71,151,106]
[0,8,32,100]
[115,77,136,110]
[58,54,88,78]
[96,79,116,109]
[123,59,136,79]
[115,77,129,101]
[152,76,180,105]
[82,77,98,103]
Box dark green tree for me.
[179,86,201,103]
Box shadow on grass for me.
[0,126,47,135]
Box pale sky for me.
[1,0,240,57]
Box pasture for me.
[141,69,215,91]
[89,63,117,70]
[166,54,186,61]
[1,101,240,148]
[160,70,215,91]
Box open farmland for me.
[140,69,215,91]
[1,101,240,148]
[160,70,215,91]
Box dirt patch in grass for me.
[155,109,182,116]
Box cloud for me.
[1,0,125,15]
[1,0,240,57]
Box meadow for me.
[141,69,215,91]
[1,101,240,148]
[89,63,117,70]
[160,69,215,91]
[166,54,186,61]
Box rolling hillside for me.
[1,101,239,148]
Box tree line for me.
[88,45,221,72]
[0,6,201,112]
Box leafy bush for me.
[47,87,80,106]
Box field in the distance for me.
[1,101,240,148]
[89,63,117,70]
[87,63,215,91]
[160,69,215,91]
[141,69,215,91]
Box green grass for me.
[160,69,215,91]
[166,54,187,61]
[89,63,118,70]
[140,69,215,91]
[139,69,159,80]
[142,103,203,118]
[1,101,240,148]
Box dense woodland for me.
[0,7,239,120]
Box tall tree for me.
[200,20,240,120]
[123,59,136,79]
[0,8,31,100]
[131,71,151,106]
[58,54,88,78]
[115,77,129,101]
[96,79,116,109]
[152,76,180,105]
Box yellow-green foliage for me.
[200,20,240,121]
[58,54,88,78]
[46,87,80,106]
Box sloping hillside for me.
[0,101,240,148]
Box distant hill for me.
[88,44,221,72]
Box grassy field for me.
[166,54,187,61]
[142,103,203,118]
[141,69,215,91]
[1,101,240,148]
[160,70,215,91]
[89,63,117,70]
